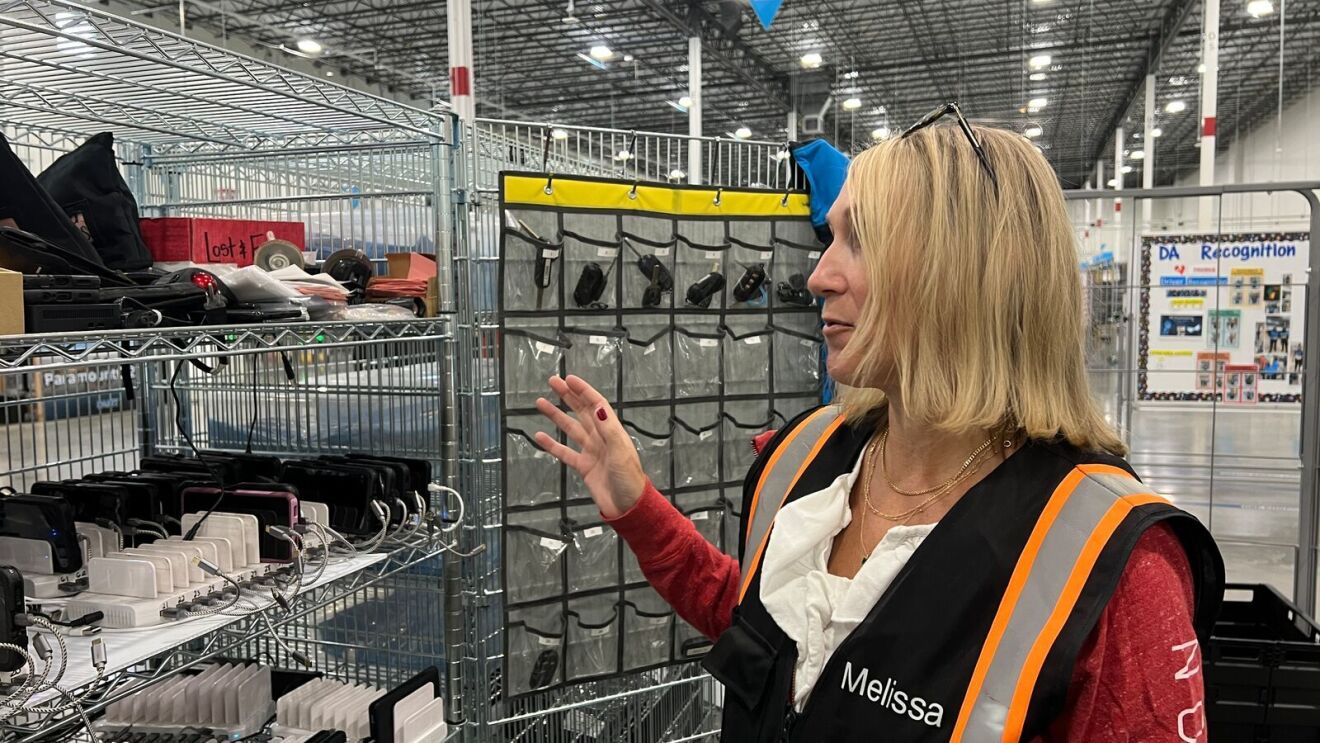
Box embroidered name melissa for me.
[841,661,945,728]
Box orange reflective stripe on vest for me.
[950,464,1171,742]
[738,406,845,604]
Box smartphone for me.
[0,495,81,574]
[30,481,129,527]
[181,487,299,562]
[280,461,385,535]
[0,566,26,672]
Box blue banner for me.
[750,0,783,30]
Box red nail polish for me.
[596,408,608,421]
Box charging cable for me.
[126,519,169,540]
[180,558,244,618]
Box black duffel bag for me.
[37,132,153,271]
[0,133,104,266]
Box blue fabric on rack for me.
[789,139,849,236]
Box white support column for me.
[446,0,475,124]
[1143,75,1156,228]
[1113,126,1125,225]
[1199,0,1220,229]
[1094,160,1105,227]
[688,36,703,186]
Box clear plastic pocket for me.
[770,226,822,310]
[566,596,621,681]
[723,327,771,397]
[624,587,674,671]
[773,326,822,396]
[566,513,618,595]
[505,423,560,508]
[620,219,676,310]
[564,326,625,405]
[503,328,567,409]
[622,322,672,402]
[502,209,563,312]
[506,604,565,697]
[505,509,567,606]
[675,490,725,552]
[676,221,729,310]
[673,404,721,488]
[674,325,723,398]
[563,214,622,310]
[623,415,674,491]
[722,404,773,482]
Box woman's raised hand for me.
[534,375,647,519]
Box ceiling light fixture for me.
[679,95,693,108]
[1029,72,1047,81]
[623,54,634,62]
[295,38,323,55]
[551,128,569,141]
[843,70,859,79]
[842,97,862,111]
[669,168,686,181]
[871,126,891,140]
[1027,97,1048,110]
[1152,127,1163,137]
[325,70,334,77]
[1197,62,1207,74]
[1168,75,1189,86]
[800,52,823,69]
[734,126,752,139]
[589,45,613,61]
[1130,150,1145,160]
[1121,165,1134,174]
[1028,53,1052,70]
[1165,99,1187,113]
[1024,125,1043,138]
[1247,0,1274,16]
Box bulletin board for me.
[1138,232,1308,403]
[497,172,823,698]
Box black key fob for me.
[733,263,767,302]
[685,271,725,309]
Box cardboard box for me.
[0,268,22,336]
[384,253,440,317]
[139,217,306,267]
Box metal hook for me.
[713,187,723,207]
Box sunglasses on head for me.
[900,102,999,191]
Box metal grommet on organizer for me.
[713,188,722,207]
[628,181,639,200]
[544,174,555,195]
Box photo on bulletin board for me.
[1255,316,1291,355]
[1160,314,1203,337]
[1207,310,1241,350]
[1264,284,1281,302]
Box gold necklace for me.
[879,429,995,496]
[862,431,992,522]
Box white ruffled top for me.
[759,454,936,711]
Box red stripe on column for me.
[1114,201,1122,213]
[450,66,471,97]
[1202,116,1217,137]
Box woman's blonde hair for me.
[839,124,1126,456]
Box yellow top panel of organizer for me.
[501,173,812,218]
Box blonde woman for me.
[534,105,1223,742]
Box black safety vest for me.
[702,406,1224,743]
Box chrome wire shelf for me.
[4,539,451,742]
[0,319,453,371]
[0,0,448,149]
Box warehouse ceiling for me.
[126,0,1320,187]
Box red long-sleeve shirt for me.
[608,482,1208,742]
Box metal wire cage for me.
[0,2,471,739]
